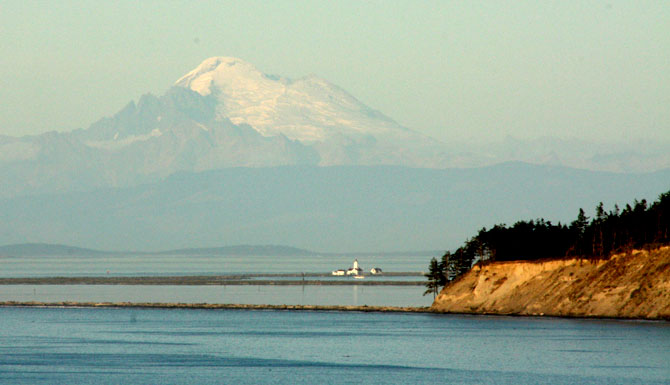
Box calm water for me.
[0,254,431,277]
[1,253,667,384]
[0,253,434,306]
[0,307,668,384]
[0,284,433,307]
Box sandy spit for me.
[0,276,422,286]
[0,301,431,313]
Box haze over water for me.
[2,2,668,383]
[0,254,429,278]
[0,253,432,307]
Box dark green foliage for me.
[476,220,575,262]
[429,190,670,282]
[434,241,478,284]
[424,257,443,298]
[440,251,458,282]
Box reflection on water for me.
[0,253,436,307]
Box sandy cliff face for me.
[432,247,670,319]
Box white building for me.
[346,259,363,276]
[370,267,383,275]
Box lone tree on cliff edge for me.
[424,257,443,299]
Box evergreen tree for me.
[423,257,442,298]
[571,208,589,255]
[454,246,475,277]
[438,252,450,285]
[428,190,670,283]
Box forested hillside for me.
[426,191,670,295]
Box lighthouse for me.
[347,259,363,276]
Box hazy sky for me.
[1,1,668,143]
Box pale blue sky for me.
[1,0,668,143]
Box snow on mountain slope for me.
[175,57,407,143]
[4,57,666,199]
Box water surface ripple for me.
[0,307,667,384]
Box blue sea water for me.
[0,307,668,384]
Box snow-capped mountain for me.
[84,57,448,167]
[1,57,668,199]
[0,57,449,197]
[174,57,407,143]
[75,56,440,151]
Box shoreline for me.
[1,301,667,321]
[432,248,670,321]
[0,301,431,313]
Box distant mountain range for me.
[1,163,667,252]
[0,243,314,257]
[0,243,111,257]
[1,57,668,253]
[0,57,449,198]
[1,57,668,199]
[0,243,441,258]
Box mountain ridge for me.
[0,242,439,258]
[2,163,668,252]
[173,56,409,142]
[0,57,452,198]
[1,57,669,199]
[0,243,314,257]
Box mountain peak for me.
[173,57,407,142]
[174,56,273,96]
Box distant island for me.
[428,191,670,320]
[0,243,439,258]
[0,243,111,257]
[0,243,316,257]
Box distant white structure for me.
[370,267,383,275]
[347,259,363,276]
[332,269,346,276]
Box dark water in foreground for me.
[0,307,668,384]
